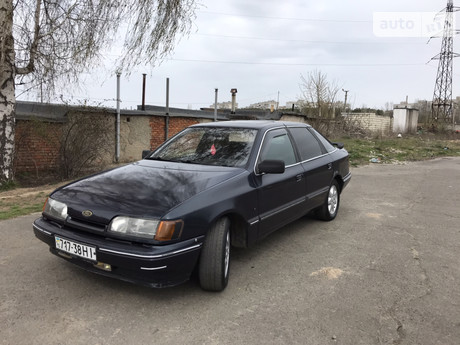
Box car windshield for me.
[149,127,258,167]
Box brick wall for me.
[14,114,212,175]
[149,116,200,150]
[149,117,166,150]
[169,117,201,138]
[14,119,62,175]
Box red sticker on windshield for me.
[211,144,216,155]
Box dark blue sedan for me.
[33,120,351,291]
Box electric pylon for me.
[431,0,460,129]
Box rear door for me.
[288,127,334,210]
[255,128,307,238]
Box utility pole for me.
[116,72,121,163]
[141,73,146,111]
[430,0,460,130]
[276,91,280,110]
[342,89,349,114]
[214,88,218,122]
[165,78,170,140]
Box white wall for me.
[346,113,392,135]
[393,108,419,133]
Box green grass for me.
[335,136,460,167]
[0,202,43,220]
[0,191,47,220]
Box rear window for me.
[309,128,336,153]
[288,127,323,161]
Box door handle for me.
[295,174,303,182]
[327,163,332,170]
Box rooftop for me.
[16,101,284,122]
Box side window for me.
[309,128,336,153]
[259,129,297,166]
[288,127,323,161]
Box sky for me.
[18,0,460,111]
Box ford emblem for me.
[82,210,93,217]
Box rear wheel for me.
[199,217,231,291]
[317,180,340,221]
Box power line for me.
[194,33,428,45]
[199,10,371,23]
[170,58,425,67]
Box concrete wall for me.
[279,114,309,124]
[120,115,151,162]
[280,113,392,135]
[345,113,392,135]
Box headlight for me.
[108,216,183,241]
[43,198,68,221]
[109,217,159,238]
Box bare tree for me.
[299,70,341,118]
[0,0,197,185]
[58,112,114,179]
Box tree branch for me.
[16,0,41,75]
[37,2,78,41]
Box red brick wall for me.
[14,120,62,174]
[149,116,199,150]
[13,115,202,174]
[149,117,165,150]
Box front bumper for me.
[33,217,204,288]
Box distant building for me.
[247,100,277,110]
[281,101,303,110]
[209,101,238,110]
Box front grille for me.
[66,216,107,234]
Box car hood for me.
[51,160,244,223]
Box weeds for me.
[0,180,19,192]
[335,135,460,166]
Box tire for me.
[317,180,340,221]
[199,217,231,292]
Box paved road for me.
[1,158,460,345]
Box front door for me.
[256,128,306,239]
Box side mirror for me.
[142,150,152,159]
[257,160,285,174]
[332,142,344,149]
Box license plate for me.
[55,236,97,262]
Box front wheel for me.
[199,217,231,292]
[317,180,340,221]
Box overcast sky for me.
[19,0,460,110]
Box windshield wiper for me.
[177,159,197,164]
[146,156,170,161]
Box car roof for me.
[190,120,311,130]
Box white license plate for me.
[55,236,97,262]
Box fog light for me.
[94,262,112,271]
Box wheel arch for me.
[333,173,344,193]
[205,211,248,249]
[227,212,249,248]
